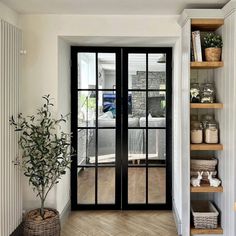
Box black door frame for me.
[122,47,172,210]
[71,47,122,210]
[71,46,172,210]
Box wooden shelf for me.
[191,19,224,31]
[191,184,223,193]
[191,144,223,151]
[191,226,223,235]
[191,61,224,69]
[190,103,223,109]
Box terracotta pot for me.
[205,48,222,62]
[23,208,60,236]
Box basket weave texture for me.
[191,158,217,172]
[205,48,221,62]
[191,201,219,229]
[23,208,60,236]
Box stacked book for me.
[191,30,202,62]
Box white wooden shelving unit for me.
[178,4,236,235]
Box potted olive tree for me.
[203,32,223,62]
[10,95,72,236]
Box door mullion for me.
[145,53,149,204]
[121,48,128,209]
[116,49,122,209]
[95,52,98,205]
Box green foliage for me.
[10,95,72,218]
[80,94,96,109]
[203,32,223,48]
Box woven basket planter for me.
[191,158,217,172]
[191,201,219,229]
[23,208,60,236]
[205,48,222,62]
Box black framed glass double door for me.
[71,47,172,210]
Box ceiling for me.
[0,0,229,15]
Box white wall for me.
[57,38,71,214]
[0,2,19,27]
[180,19,191,236]
[172,38,183,230]
[20,14,182,216]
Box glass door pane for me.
[98,53,116,89]
[148,54,166,90]
[78,53,96,89]
[128,168,146,203]
[148,168,166,204]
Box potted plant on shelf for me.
[203,32,223,62]
[10,95,72,236]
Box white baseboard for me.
[60,200,71,226]
[173,199,182,236]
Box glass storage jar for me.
[201,114,214,129]
[205,120,219,144]
[200,83,216,103]
[190,83,201,103]
[191,121,203,144]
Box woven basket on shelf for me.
[191,201,219,229]
[205,48,222,62]
[191,158,217,172]
[23,208,60,236]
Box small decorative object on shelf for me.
[207,171,221,187]
[192,30,202,62]
[205,120,219,144]
[190,83,201,103]
[191,171,203,187]
[203,32,223,62]
[191,120,203,144]
[191,171,217,184]
[200,83,216,103]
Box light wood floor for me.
[61,211,178,236]
[78,168,166,204]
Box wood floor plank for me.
[61,211,178,236]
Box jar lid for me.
[206,123,218,128]
[190,83,200,87]
[191,121,203,129]
[202,82,214,86]
[201,114,214,121]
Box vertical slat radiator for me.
[0,19,22,236]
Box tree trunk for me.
[40,198,45,219]
[40,187,45,218]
